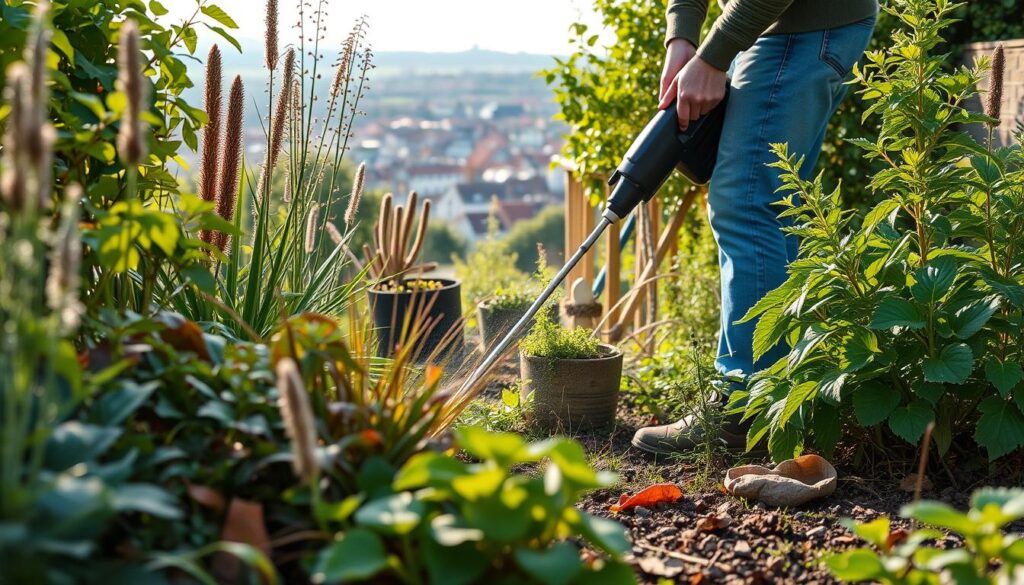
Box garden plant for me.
[732,0,1024,462]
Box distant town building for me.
[438,176,556,243]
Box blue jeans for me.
[708,16,876,380]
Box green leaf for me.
[813,402,841,456]
[779,381,816,428]
[853,382,901,426]
[825,549,887,581]
[902,501,977,535]
[575,512,630,557]
[91,381,158,425]
[950,296,1000,339]
[768,424,803,462]
[354,492,424,535]
[110,484,182,519]
[200,4,239,29]
[514,543,583,585]
[922,343,973,384]
[888,400,934,444]
[985,359,1023,397]
[841,329,881,372]
[870,297,926,330]
[912,381,945,405]
[312,528,388,583]
[911,256,958,304]
[974,397,1024,460]
[423,539,489,585]
[393,452,468,491]
[456,426,527,467]
[846,517,890,548]
[44,422,122,470]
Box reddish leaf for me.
[155,314,211,361]
[609,483,682,513]
[887,528,909,549]
[186,482,226,511]
[214,498,271,582]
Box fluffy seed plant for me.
[170,0,375,341]
[0,2,85,525]
[270,308,487,498]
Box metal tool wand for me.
[457,213,616,394]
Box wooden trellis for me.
[560,164,701,346]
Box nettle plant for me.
[734,0,1024,461]
[827,488,1024,584]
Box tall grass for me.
[165,2,374,340]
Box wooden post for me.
[582,197,596,284]
[604,219,620,343]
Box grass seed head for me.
[117,20,148,166]
[276,357,319,482]
[986,44,1005,126]
[305,203,320,254]
[345,162,365,225]
[265,0,279,71]
[214,75,245,252]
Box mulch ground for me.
[469,344,1024,584]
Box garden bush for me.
[313,426,634,584]
[828,488,1024,583]
[734,0,1024,461]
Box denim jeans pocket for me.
[819,16,877,78]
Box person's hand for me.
[659,54,728,130]
[659,38,696,106]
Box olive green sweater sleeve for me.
[666,0,795,71]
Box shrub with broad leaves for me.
[733,0,1024,461]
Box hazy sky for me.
[164,0,601,55]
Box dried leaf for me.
[609,483,683,513]
[186,482,226,511]
[214,498,271,581]
[695,513,733,532]
[899,473,932,493]
[887,527,909,549]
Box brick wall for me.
[961,39,1024,148]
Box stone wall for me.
[961,39,1024,147]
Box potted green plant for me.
[364,191,463,361]
[519,312,623,430]
[477,252,558,350]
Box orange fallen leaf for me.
[887,528,909,549]
[609,483,682,513]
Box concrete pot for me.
[520,343,622,430]
[477,301,558,351]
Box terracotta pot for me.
[520,343,622,430]
[477,301,557,351]
[367,278,464,363]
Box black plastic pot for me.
[476,301,558,351]
[520,343,622,430]
[367,278,464,362]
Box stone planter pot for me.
[477,301,557,351]
[520,343,622,430]
[367,278,464,363]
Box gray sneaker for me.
[631,412,750,456]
